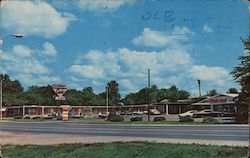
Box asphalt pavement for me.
[0,121,249,144]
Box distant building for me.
[2,94,239,118]
[155,93,238,115]
[191,93,238,114]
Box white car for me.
[193,109,222,118]
[179,110,198,117]
[133,111,143,115]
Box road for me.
[0,121,249,146]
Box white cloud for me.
[70,76,85,82]
[132,28,169,47]
[0,66,7,74]
[132,27,194,47]
[203,24,214,33]
[119,47,192,73]
[2,45,50,74]
[68,46,192,92]
[188,65,232,86]
[120,79,138,92]
[1,44,60,88]
[68,46,237,95]
[1,1,76,38]
[76,0,135,11]
[5,45,50,74]
[9,58,50,74]
[15,74,61,87]
[12,45,32,57]
[66,27,235,95]
[42,42,57,56]
[92,80,103,86]
[68,65,105,79]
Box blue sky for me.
[0,0,249,97]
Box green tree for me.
[65,89,84,106]
[208,89,217,96]
[227,88,238,94]
[24,85,55,105]
[107,80,120,106]
[0,74,24,106]
[122,85,190,105]
[82,87,100,105]
[0,74,23,93]
[231,37,250,122]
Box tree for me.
[25,85,55,105]
[121,85,190,105]
[106,80,120,120]
[0,74,24,106]
[82,87,100,105]
[227,88,238,94]
[208,89,217,96]
[231,37,250,122]
[107,80,120,106]
[0,74,23,93]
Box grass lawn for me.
[2,142,248,158]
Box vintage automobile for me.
[193,109,222,118]
[178,110,198,118]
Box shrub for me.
[14,116,23,119]
[179,116,193,122]
[153,116,166,121]
[202,116,219,124]
[57,116,63,120]
[109,115,124,122]
[23,116,30,119]
[130,116,143,122]
[32,116,41,120]
[98,115,107,119]
[43,117,53,120]
[107,110,117,121]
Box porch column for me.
[179,105,182,114]
[42,106,44,118]
[22,106,25,118]
[210,103,214,111]
[165,104,169,115]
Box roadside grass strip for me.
[2,141,248,158]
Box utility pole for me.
[147,69,151,122]
[106,85,109,114]
[0,79,2,121]
[248,98,250,158]
[197,79,201,97]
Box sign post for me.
[52,85,68,120]
[61,105,70,121]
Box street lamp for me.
[0,33,23,121]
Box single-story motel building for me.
[1,93,238,118]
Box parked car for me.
[193,109,222,118]
[126,111,133,115]
[142,109,161,115]
[98,112,108,119]
[120,111,126,115]
[133,111,144,115]
[178,110,198,117]
[150,109,161,115]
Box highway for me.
[0,121,249,145]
